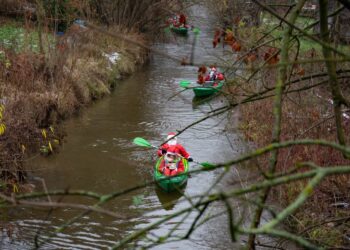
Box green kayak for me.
[154,156,189,192]
[193,80,225,97]
[170,25,189,35]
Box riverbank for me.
[206,1,350,248]
[0,0,184,192]
[0,3,257,248]
[0,17,149,191]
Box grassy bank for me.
[235,11,350,248]
[239,77,350,247]
[261,12,350,54]
[0,0,184,196]
[206,1,350,247]
[236,28,350,250]
[0,18,149,192]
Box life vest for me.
[159,158,185,176]
[216,73,224,80]
[204,75,211,81]
[198,74,205,84]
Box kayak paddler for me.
[157,132,193,162]
[158,145,185,176]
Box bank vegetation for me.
[0,0,181,190]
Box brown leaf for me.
[297,67,305,76]
[181,57,188,65]
[231,41,241,52]
[224,31,235,44]
[213,37,219,48]
[244,53,257,64]
[264,47,279,64]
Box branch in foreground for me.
[113,164,350,249]
[15,139,349,248]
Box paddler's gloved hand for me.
[188,157,193,162]
[161,149,167,155]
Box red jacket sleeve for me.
[157,144,169,157]
[179,15,186,24]
[158,158,164,173]
[177,160,185,173]
[177,144,190,159]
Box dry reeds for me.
[0,16,149,185]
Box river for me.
[1,5,248,250]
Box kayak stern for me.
[154,157,189,192]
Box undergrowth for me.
[0,20,149,190]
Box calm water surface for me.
[1,5,246,250]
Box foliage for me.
[0,24,54,53]
[41,0,72,31]
[0,0,350,249]
[0,104,5,135]
[65,0,182,37]
[0,6,149,184]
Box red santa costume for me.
[157,132,190,160]
[204,67,225,85]
[158,146,185,176]
[179,14,187,26]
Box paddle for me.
[179,80,192,88]
[164,27,171,34]
[132,137,215,169]
[133,137,157,149]
[179,80,219,90]
[192,27,201,35]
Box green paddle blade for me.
[133,137,152,148]
[200,162,216,169]
[193,27,201,35]
[180,80,191,88]
[164,27,171,34]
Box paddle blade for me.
[180,80,191,88]
[200,162,216,170]
[133,137,153,148]
[164,27,171,34]
[193,27,201,35]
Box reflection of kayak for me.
[193,81,225,97]
[154,156,189,192]
[170,25,189,35]
[155,186,184,210]
[192,95,215,108]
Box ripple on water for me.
[12,4,243,250]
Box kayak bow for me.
[154,156,189,192]
[193,80,225,97]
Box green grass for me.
[261,12,316,29]
[261,13,350,54]
[0,24,55,53]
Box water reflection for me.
[191,94,221,108]
[3,3,244,250]
[154,187,184,211]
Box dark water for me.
[0,6,247,250]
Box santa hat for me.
[167,132,177,145]
[167,132,177,140]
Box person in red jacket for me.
[203,66,225,85]
[157,132,193,162]
[158,145,185,176]
[179,14,187,26]
[216,72,225,80]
